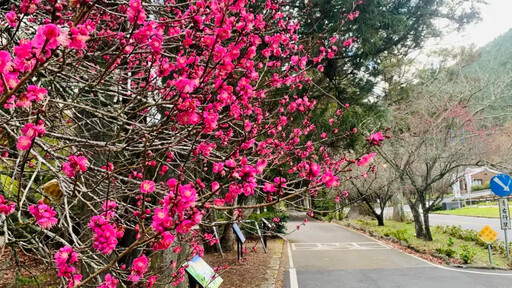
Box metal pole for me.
[488,243,493,266]
[212,226,224,258]
[254,221,267,253]
[505,229,510,263]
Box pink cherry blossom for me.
[62,155,88,178]
[127,0,146,24]
[28,200,58,229]
[128,254,148,283]
[5,11,16,27]
[148,275,158,287]
[212,162,224,173]
[0,50,11,72]
[179,184,197,206]
[140,180,155,194]
[366,131,385,146]
[357,153,376,167]
[54,246,78,278]
[98,274,118,288]
[153,231,175,250]
[16,135,32,151]
[263,182,276,193]
[0,194,15,216]
[89,214,124,255]
[321,170,339,188]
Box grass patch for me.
[346,219,509,268]
[433,206,512,218]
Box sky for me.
[433,0,512,48]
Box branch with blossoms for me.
[0,0,383,287]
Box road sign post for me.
[488,244,493,266]
[498,198,511,262]
[490,174,512,263]
[478,225,498,266]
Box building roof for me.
[458,166,502,178]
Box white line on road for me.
[286,240,299,288]
[291,242,389,251]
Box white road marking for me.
[340,225,512,276]
[286,240,299,288]
[291,242,389,251]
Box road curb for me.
[260,238,286,288]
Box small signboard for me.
[478,225,498,243]
[499,198,511,230]
[184,256,223,288]
[232,223,246,243]
[490,174,512,197]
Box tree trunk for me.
[376,214,384,226]
[392,191,405,222]
[220,222,235,252]
[422,209,433,241]
[409,203,425,239]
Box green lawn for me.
[433,206,512,218]
[345,219,509,268]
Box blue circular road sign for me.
[490,174,512,197]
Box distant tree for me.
[347,159,398,226]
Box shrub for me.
[248,211,290,234]
[387,228,411,244]
[459,244,477,264]
[436,237,456,258]
[471,183,490,191]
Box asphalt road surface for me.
[284,218,512,288]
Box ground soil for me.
[1,237,286,288]
[203,237,285,288]
[0,246,59,288]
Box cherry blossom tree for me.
[0,0,383,287]
[378,50,496,240]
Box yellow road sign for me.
[478,225,498,243]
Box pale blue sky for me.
[437,0,512,48]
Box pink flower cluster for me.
[127,0,146,24]
[366,131,385,146]
[89,203,124,255]
[0,194,15,215]
[62,155,88,178]
[10,85,47,110]
[321,170,339,188]
[28,200,58,229]
[357,153,376,167]
[128,254,148,283]
[98,273,119,288]
[17,121,45,151]
[0,195,16,216]
[150,181,203,250]
[54,246,79,278]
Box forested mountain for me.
[465,28,512,124]
[470,28,512,74]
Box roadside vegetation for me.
[344,219,511,268]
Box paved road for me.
[429,214,509,241]
[284,218,512,288]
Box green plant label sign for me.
[184,256,223,288]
